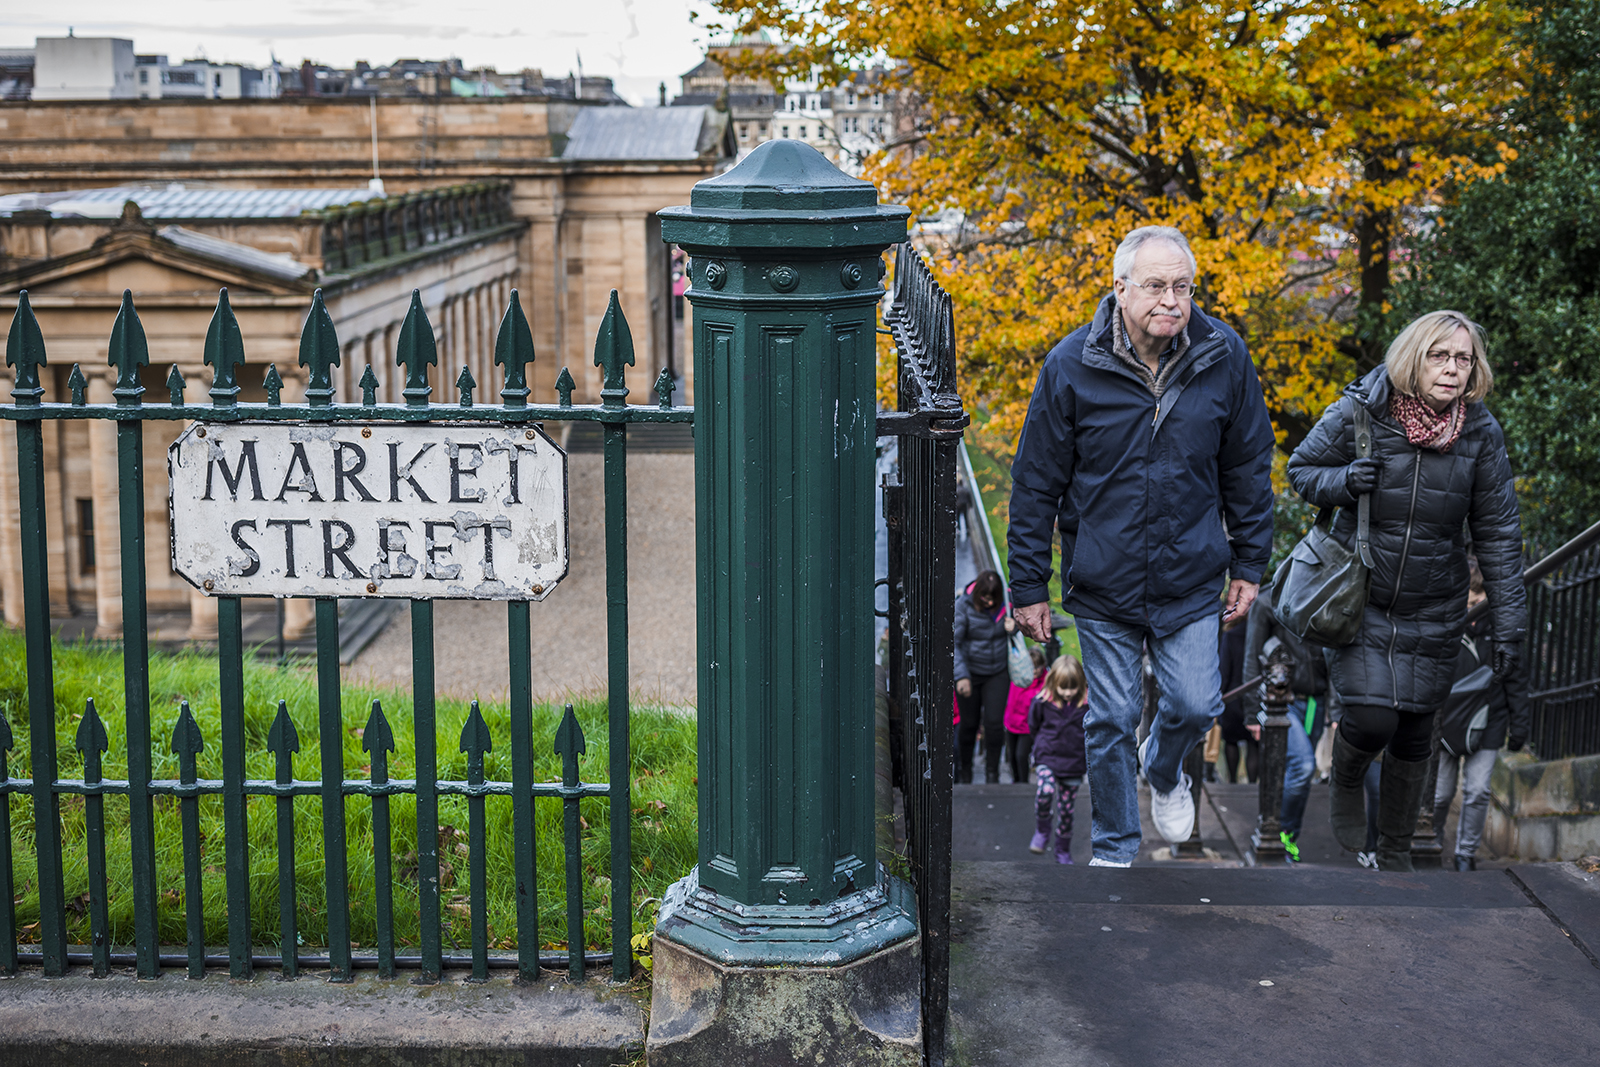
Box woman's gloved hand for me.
[1492,640,1520,678]
[1345,457,1382,495]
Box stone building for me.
[0,95,732,638]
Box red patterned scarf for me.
[1390,392,1465,452]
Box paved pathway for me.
[348,452,697,706]
[946,774,1600,1066]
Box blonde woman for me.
[1286,311,1526,872]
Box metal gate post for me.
[648,140,921,1066]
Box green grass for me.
[0,628,697,956]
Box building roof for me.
[561,106,728,161]
[0,184,382,220]
[156,225,312,282]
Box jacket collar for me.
[1085,293,1222,369]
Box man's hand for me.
[956,678,972,698]
[1014,602,1052,643]
[1223,579,1259,623]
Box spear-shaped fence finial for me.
[204,288,247,407]
[459,700,493,781]
[396,290,436,408]
[6,291,47,406]
[554,703,586,788]
[494,291,536,409]
[593,289,634,409]
[108,290,148,406]
[299,288,341,410]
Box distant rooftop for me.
[156,225,313,282]
[0,184,383,220]
[561,107,728,162]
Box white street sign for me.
[169,421,568,600]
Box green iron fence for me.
[0,283,689,983]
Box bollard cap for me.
[659,139,908,252]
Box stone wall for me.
[1484,751,1600,861]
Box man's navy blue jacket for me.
[1008,295,1275,637]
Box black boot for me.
[1375,753,1430,873]
[1454,853,1476,872]
[1433,802,1452,859]
[1329,731,1381,852]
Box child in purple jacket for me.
[1028,655,1089,864]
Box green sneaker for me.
[1280,830,1301,863]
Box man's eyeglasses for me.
[1425,350,1474,369]
[1127,279,1193,298]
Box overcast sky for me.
[2,1,724,105]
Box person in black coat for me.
[1434,559,1531,870]
[1217,612,1256,782]
[954,570,1015,783]
[1287,310,1526,872]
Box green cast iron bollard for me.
[656,140,916,965]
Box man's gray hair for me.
[1113,226,1197,281]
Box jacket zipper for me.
[1385,445,1423,704]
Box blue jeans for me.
[1280,697,1326,838]
[1077,614,1221,863]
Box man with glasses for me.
[1009,226,1275,866]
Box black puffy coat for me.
[1286,367,1526,714]
[953,593,1010,682]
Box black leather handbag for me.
[1276,404,1373,648]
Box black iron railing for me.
[880,242,966,1067]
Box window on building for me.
[214,73,222,88]
[739,124,748,140]
[807,94,820,110]
[139,69,148,84]
[800,125,808,139]
[786,96,797,111]
[77,499,94,573]
[759,122,768,136]
[847,91,857,107]
[781,125,789,139]
[872,93,883,108]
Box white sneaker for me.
[1357,850,1379,870]
[1087,857,1132,868]
[1149,771,1196,844]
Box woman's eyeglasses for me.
[1425,350,1474,369]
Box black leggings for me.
[1340,704,1435,762]
[956,670,1009,781]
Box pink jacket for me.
[1004,672,1045,734]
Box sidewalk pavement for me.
[946,774,1600,1066]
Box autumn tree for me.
[705,1,1524,451]
[1392,0,1600,549]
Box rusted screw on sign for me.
[525,430,535,440]
[196,427,207,438]
[203,580,213,591]
[366,582,377,593]
[362,427,372,438]
[531,584,545,595]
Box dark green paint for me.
[460,701,492,982]
[359,364,379,406]
[363,700,397,978]
[494,290,536,408]
[411,600,442,982]
[555,704,587,982]
[218,595,252,979]
[0,713,13,976]
[74,700,111,978]
[166,365,186,406]
[172,701,207,979]
[299,289,341,411]
[593,290,634,409]
[603,413,632,982]
[657,139,913,963]
[108,290,148,406]
[267,700,300,979]
[67,364,86,406]
[6,291,46,406]
[457,364,476,407]
[506,600,539,981]
[555,367,575,408]
[15,299,69,979]
[315,598,352,981]
[264,365,284,406]
[204,288,246,407]
[397,290,437,408]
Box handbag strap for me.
[1353,403,1373,567]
